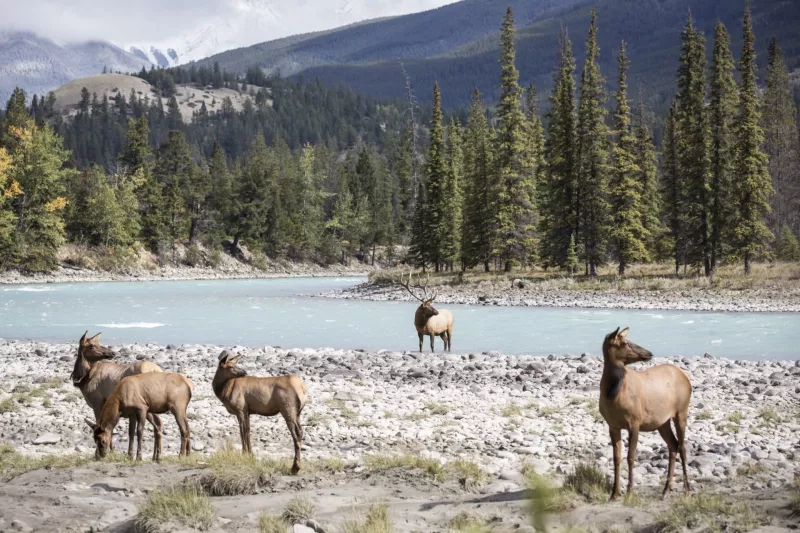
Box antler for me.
[396,270,436,303]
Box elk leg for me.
[626,426,640,495]
[610,427,623,500]
[235,412,247,453]
[171,406,191,457]
[674,414,691,494]
[447,329,452,352]
[658,422,679,498]
[148,413,163,462]
[418,333,423,353]
[282,411,303,474]
[242,412,252,454]
[135,410,147,461]
[127,416,136,459]
[430,334,435,353]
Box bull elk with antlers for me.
[397,271,455,353]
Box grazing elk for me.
[212,351,308,473]
[71,331,164,459]
[86,372,194,461]
[397,271,454,353]
[599,327,692,500]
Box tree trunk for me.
[618,259,625,277]
[189,218,198,244]
[744,252,751,275]
[231,234,240,257]
[484,261,490,273]
[371,243,376,266]
[504,260,512,272]
[590,261,597,277]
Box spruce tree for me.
[523,84,545,266]
[776,224,800,261]
[462,89,494,271]
[1,87,29,150]
[153,131,195,253]
[565,233,578,275]
[423,82,447,270]
[493,6,536,271]
[441,119,464,270]
[762,37,800,237]
[540,26,577,270]
[709,21,738,273]
[576,10,610,276]
[676,13,711,275]
[633,96,662,258]
[733,4,773,274]
[608,41,648,275]
[208,142,232,241]
[661,102,685,274]
[0,145,18,267]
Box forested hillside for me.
[0,4,798,277]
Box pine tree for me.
[523,84,545,266]
[408,180,431,269]
[462,89,494,271]
[493,6,536,271]
[153,131,195,254]
[422,82,447,270]
[608,41,648,276]
[762,37,800,237]
[632,96,662,258]
[565,233,578,275]
[2,87,30,150]
[661,102,685,274]
[540,26,578,270]
[776,224,800,261]
[0,145,19,266]
[440,119,464,270]
[576,10,610,276]
[229,135,273,253]
[676,12,711,275]
[208,142,232,241]
[709,21,738,273]
[733,4,773,274]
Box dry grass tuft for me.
[198,448,293,496]
[258,513,288,533]
[342,504,393,533]
[282,496,315,524]
[0,444,89,481]
[654,492,769,533]
[447,459,488,491]
[563,462,611,503]
[135,485,215,532]
[364,453,444,481]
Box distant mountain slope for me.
[0,31,152,104]
[199,0,800,111]
[194,0,588,76]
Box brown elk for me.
[71,331,164,459]
[599,327,692,500]
[397,271,454,353]
[212,351,309,473]
[85,372,194,461]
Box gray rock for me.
[294,525,316,533]
[11,520,32,532]
[33,432,60,445]
[192,441,206,451]
[304,520,328,533]
[334,391,360,401]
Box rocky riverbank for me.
[1,341,797,489]
[322,280,800,312]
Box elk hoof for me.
[291,464,300,475]
[610,492,621,502]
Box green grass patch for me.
[447,459,488,491]
[198,448,294,496]
[135,485,215,532]
[406,411,428,421]
[695,409,713,421]
[655,492,769,533]
[623,491,646,508]
[0,444,89,480]
[563,462,611,503]
[0,397,17,413]
[305,412,329,426]
[727,411,744,424]
[342,504,393,533]
[325,399,357,419]
[758,408,781,427]
[449,512,492,532]
[425,402,451,415]
[364,453,444,481]
[501,403,523,417]
[736,463,767,478]
[539,406,561,417]
[282,496,315,523]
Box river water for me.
[1,277,797,360]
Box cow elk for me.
[86,372,194,461]
[71,331,163,459]
[397,271,454,353]
[212,351,309,473]
[599,327,692,500]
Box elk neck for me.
[97,393,122,432]
[601,358,627,400]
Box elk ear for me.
[618,327,630,339]
[84,418,97,431]
[79,331,88,346]
[611,327,620,338]
[89,333,102,344]
[228,355,243,365]
[218,350,230,363]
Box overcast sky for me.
[0,0,458,45]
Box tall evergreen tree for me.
[632,96,662,258]
[576,10,610,276]
[493,6,536,271]
[153,131,195,254]
[2,88,29,150]
[0,145,18,266]
[676,13,711,275]
[540,26,578,271]
[733,4,773,274]
[776,224,800,261]
[441,119,464,270]
[208,142,232,241]
[461,89,494,271]
[608,41,648,275]
[762,37,800,237]
[661,102,685,274]
[709,21,738,273]
[523,84,545,265]
[421,82,447,270]
[229,135,273,253]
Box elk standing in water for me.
[71,331,164,459]
[599,327,692,500]
[212,351,309,473]
[397,271,454,352]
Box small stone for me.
[11,520,33,532]
[294,525,316,533]
[334,391,360,401]
[304,519,328,533]
[33,433,60,445]
[192,441,206,452]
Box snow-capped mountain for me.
[123,0,456,66]
[0,31,152,104]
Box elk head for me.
[216,351,248,379]
[602,327,653,366]
[397,270,439,318]
[71,331,114,387]
[84,418,111,459]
